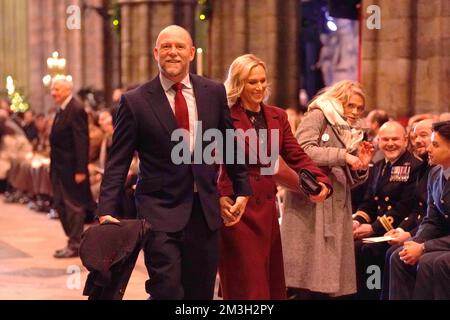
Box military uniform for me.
[354,150,423,235]
[353,150,423,299]
[390,165,450,299]
[396,159,433,235]
[381,158,433,299]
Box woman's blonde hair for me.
[309,80,365,109]
[224,54,271,106]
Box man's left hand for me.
[399,241,424,265]
[75,173,87,184]
[353,223,374,239]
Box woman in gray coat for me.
[281,80,374,298]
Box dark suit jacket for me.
[414,166,450,251]
[49,97,92,206]
[98,74,252,232]
[355,150,423,235]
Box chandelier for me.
[42,51,72,87]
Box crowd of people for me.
[1,24,449,300]
[0,88,138,226]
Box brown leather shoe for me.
[54,247,68,255]
[53,248,79,258]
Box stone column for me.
[118,0,196,87]
[414,0,450,114]
[209,0,299,109]
[81,0,105,91]
[26,0,106,112]
[361,0,450,117]
[0,0,29,104]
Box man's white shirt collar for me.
[159,73,192,92]
[60,95,73,110]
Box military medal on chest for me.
[389,164,411,182]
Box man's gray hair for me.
[51,75,73,89]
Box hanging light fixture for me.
[42,51,72,87]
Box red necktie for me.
[172,83,190,132]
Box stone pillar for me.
[361,0,450,117]
[82,0,105,90]
[209,0,299,109]
[0,0,29,103]
[414,0,450,114]
[118,0,196,87]
[26,0,105,112]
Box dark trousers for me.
[143,194,219,300]
[51,175,85,250]
[433,252,450,300]
[354,240,389,300]
[380,244,401,300]
[390,247,450,300]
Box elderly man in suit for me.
[389,120,450,300]
[97,25,251,300]
[50,76,93,258]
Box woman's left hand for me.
[220,196,249,227]
[309,182,330,203]
[357,141,375,169]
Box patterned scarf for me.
[309,97,364,153]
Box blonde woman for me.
[281,80,374,298]
[217,54,332,299]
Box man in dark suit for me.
[49,76,93,258]
[97,25,251,300]
[389,120,450,300]
[352,121,423,299]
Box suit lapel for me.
[144,76,178,137]
[373,161,385,194]
[432,167,446,212]
[191,74,211,130]
[441,171,450,200]
[51,98,73,134]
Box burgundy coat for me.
[217,102,331,300]
[218,103,331,195]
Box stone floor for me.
[0,197,150,300]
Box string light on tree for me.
[5,76,30,113]
[6,76,14,95]
[198,0,211,21]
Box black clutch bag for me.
[298,169,322,196]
